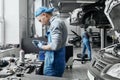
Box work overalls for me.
[43,30,66,77]
[82,32,91,60]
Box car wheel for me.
[85,16,96,26]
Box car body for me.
[88,43,120,80]
[88,0,120,80]
[70,0,109,27]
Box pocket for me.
[38,51,45,61]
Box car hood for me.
[104,0,120,31]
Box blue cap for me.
[35,7,54,17]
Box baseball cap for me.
[35,7,54,17]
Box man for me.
[82,28,92,61]
[32,7,68,77]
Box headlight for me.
[106,63,120,79]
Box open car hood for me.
[104,0,120,31]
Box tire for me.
[85,17,96,26]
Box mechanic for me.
[81,28,92,61]
[32,7,68,77]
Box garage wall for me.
[4,0,19,44]
[4,0,27,44]
[34,0,43,37]
[64,17,81,44]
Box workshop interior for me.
[0,0,120,80]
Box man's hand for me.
[32,40,40,47]
[32,40,43,49]
[37,41,43,49]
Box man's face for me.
[37,13,49,25]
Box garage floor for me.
[63,47,100,80]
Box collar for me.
[49,16,56,24]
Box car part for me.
[68,30,81,47]
[69,0,109,26]
[104,0,120,42]
[88,0,120,79]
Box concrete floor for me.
[63,47,100,80]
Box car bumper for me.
[87,70,95,80]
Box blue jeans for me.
[82,41,91,60]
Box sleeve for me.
[49,21,63,50]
